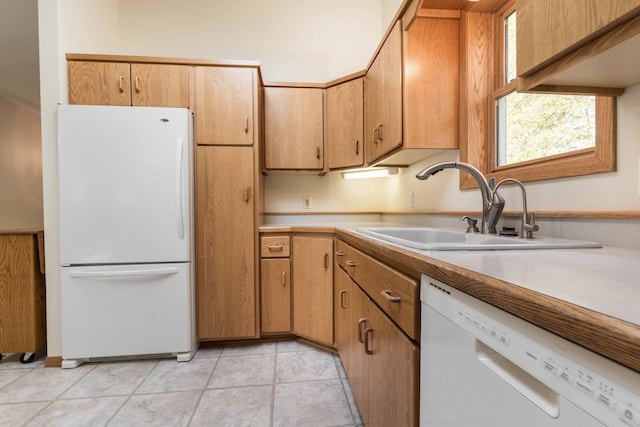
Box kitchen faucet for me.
[415,161,505,234]
[492,178,539,239]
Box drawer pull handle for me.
[118,75,125,93]
[244,116,249,133]
[381,289,401,303]
[281,271,286,287]
[324,253,329,269]
[346,260,358,267]
[268,244,284,252]
[135,76,141,93]
[355,140,359,155]
[340,290,347,309]
[335,250,345,257]
[358,318,368,343]
[364,327,373,355]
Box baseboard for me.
[45,356,62,368]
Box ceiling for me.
[0,0,40,111]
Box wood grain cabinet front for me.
[517,0,640,92]
[326,78,364,170]
[335,265,418,426]
[264,87,324,171]
[0,233,46,356]
[292,236,334,345]
[194,67,255,146]
[260,235,291,334]
[365,16,459,166]
[196,146,257,340]
[68,60,189,107]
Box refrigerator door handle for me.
[69,267,180,279]
[176,137,185,240]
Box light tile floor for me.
[0,341,363,427]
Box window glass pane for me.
[496,92,596,166]
[505,11,517,83]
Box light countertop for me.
[261,222,640,372]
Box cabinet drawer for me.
[342,245,418,340]
[261,236,290,258]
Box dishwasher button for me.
[596,393,616,410]
[559,370,573,384]
[543,360,558,374]
[618,406,640,426]
[499,333,509,345]
[575,378,595,396]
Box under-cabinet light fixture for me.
[341,167,399,180]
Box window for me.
[460,1,616,187]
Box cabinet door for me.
[196,146,256,340]
[0,234,46,353]
[195,67,255,146]
[365,20,402,164]
[517,0,640,77]
[343,274,370,425]
[68,61,131,106]
[264,87,324,170]
[366,300,419,427]
[292,236,333,344]
[326,78,364,169]
[131,63,190,108]
[261,258,291,334]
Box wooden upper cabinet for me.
[130,63,190,108]
[326,78,364,170]
[264,87,324,170]
[68,61,132,106]
[365,20,403,165]
[517,0,640,93]
[195,67,255,146]
[365,15,459,166]
[68,61,190,107]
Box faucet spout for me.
[492,178,539,239]
[416,161,504,234]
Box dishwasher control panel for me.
[423,276,640,427]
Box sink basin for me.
[356,227,602,251]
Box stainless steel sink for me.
[356,227,602,251]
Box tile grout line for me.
[270,343,280,427]
[102,358,160,427]
[186,344,225,427]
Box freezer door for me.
[58,105,192,265]
[61,263,193,359]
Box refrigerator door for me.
[61,263,193,360]
[58,105,192,265]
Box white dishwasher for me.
[420,274,640,427]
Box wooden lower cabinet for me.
[0,233,46,355]
[260,258,291,334]
[196,146,257,340]
[292,236,334,345]
[335,267,419,426]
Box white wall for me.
[0,96,43,230]
[117,0,388,83]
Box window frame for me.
[460,1,616,189]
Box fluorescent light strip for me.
[341,167,399,180]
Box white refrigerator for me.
[57,105,196,368]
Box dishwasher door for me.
[420,275,640,427]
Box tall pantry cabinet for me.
[66,54,263,342]
[194,66,263,341]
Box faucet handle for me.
[460,216,480,233]
[524,212,540,238]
